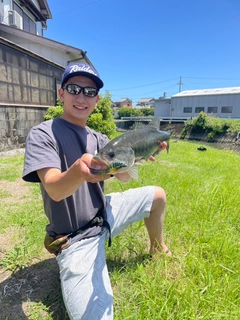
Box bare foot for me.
[149,244,172,256]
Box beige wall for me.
[0,40,63,106]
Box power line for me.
[183,76,240,80]
[108,77,179,92]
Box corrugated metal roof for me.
[137,98,155,102]
[173,87,240,97]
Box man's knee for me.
[153,186,166,203]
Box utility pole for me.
[178,76,183,92]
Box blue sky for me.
[45,0,240,105]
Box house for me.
[154,87,240,119]
[0,0,95,151]
[115,98,132,108]
[136,98,155,108]
[0,0,51,34]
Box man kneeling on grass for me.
[22,62,171,320]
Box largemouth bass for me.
[91,125,171,180]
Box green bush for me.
[192,111,207,129]
[226,119,240,132]
[181,113,240,139]
[207,131,216,140]
[117,108,143,118]
[44,99,64,120]
[180,122,191,139]
[142,107,154,117]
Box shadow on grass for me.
[0,254,152,319]
[0,258,69,320]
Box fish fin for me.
[130,118,160,130]
[130,122,146,130]
[135,156,146,164]
[127,164,139,180]
[166,142,170,153]
[150,118,160,128]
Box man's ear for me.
[58,88,64,102]
[96,94,100,104]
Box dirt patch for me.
[0,178,69,319]
[160,123,184,136]
[0,178,32,205]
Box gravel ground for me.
[0,148,25,157]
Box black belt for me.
[67,215,112,247]
[48,215,112,255]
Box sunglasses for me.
[63,84,98,97]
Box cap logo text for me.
[69,64,97,76]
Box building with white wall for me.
[154,87,240,119]
[0,0,51,35]
[0,0,92,67]
[136,98,155,108]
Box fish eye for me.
[108,150,115,158]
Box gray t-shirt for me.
[22,118,109,237]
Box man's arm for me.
[37,154,110,202]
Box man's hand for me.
[37,153,111,202]
[79,154,111,183]
[148,141,168,162]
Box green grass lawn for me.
[0,140,239,319]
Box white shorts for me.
[56,186,155,320]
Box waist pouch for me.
[44,216,111,255]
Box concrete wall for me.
[0,105,48,151]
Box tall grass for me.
[104,140,240,319]
[0,141,239,319]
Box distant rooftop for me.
[173,87,240,97]
[137,98,154,102]
[115,98,132,102]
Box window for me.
[208,107,218,113]
[183,107,192,113]
[195,107,204,113]
[221,106,233,113]
[23,12,36,34]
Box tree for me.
[142,107,154,117]
[87,92,116,138]
[44,99,64,120]
[44,92,116,138]
[117,108,143,118]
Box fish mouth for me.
[90,159,128,175]
[92,155,110,167]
